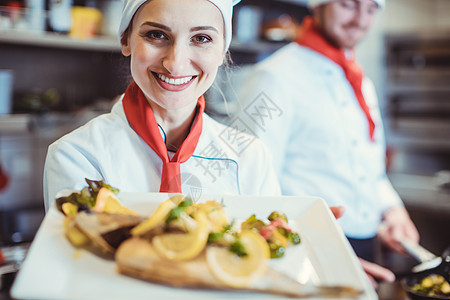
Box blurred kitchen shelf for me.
[386,134,450,151]
[384,31,450,174]
[386,114,450,150]
[389,173,450,214]
[0,30,121,52]
[386,84,450,95]
[230,40,286,54]
[389,118,450,132]
[0,29,289,55]
[241,0,307,7]
[385,30,450,45]
[0,114,31,134]
[274,0,307,6]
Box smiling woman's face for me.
[121,0,225,112]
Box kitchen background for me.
[0,0,449,283]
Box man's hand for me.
[330,206,345,219]
[378,206,419,254]
[359,258,395,288]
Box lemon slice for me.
[93,187,137,215]
[130,196,183,236]
[152,212,209,261]
[168,194,186,206]
[206,230,270,288]
[196,201,228,231]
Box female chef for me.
[43,0,281,211]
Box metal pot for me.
[400,241,450,300]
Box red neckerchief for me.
[123,81,204,193]
[296,16,375,141]
[0,163,8,191]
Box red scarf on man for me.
[296,16,375,141]
[122,81,204,193]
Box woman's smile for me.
[152,72,196,91]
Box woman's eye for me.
[192,35,212,44]
[341,0,356,9]
[367,6,378,15]
[145,31,167,40]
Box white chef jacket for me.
[234,43,403,239]
[43,97,281,211]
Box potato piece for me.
[441,281,450,294]
[64,216,90,247]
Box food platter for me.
[11,193,377,299]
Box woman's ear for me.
[121,42,131,57]
[220,52,227,67]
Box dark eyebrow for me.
[141,21,171,32]
[141,22,218,34]
[190,26,219,34]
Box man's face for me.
[314,0,380,49]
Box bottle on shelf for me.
[47,0,73,33]
[25,0,45,32]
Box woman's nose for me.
[162,42,190,75]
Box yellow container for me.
[70,6,102,39]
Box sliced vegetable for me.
[56,178,120,214]
[241,212,301,259]
[268,211,288,223]
[241,214,265,232]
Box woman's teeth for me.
[157,74,193,85]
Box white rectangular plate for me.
[11,193,377,299]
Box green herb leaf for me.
[207,232,224,244]
[229,240,247,257]
[165,199,194,224]
[241,214,265,232]
[268,211,288,223]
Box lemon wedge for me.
[206,230,270,288]
[168,194,186,206]
[197,201,228,232]
[130,196,181,236]
[152,211,209,261]
[93,187,137,215]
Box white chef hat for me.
[119,0,241,51]
[307,0,385,8]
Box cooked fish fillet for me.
[74,212,144,254]
[116,237,223,288]
[115,237,363,298]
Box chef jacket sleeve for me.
[43,140,102,212]
[377,174,404,214]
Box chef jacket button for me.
[352,140,358,146]
[359,176,366,182]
